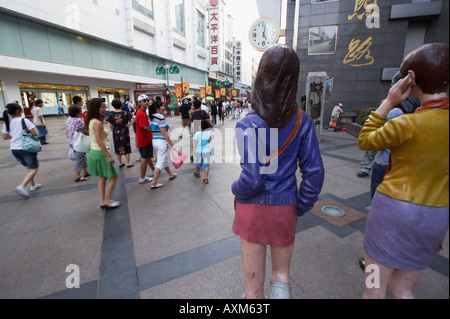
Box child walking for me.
[193,120,212,184]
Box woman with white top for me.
[2,103,42,198]
[83,98,120,209]
[149,100,177,189]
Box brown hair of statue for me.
[252,44,300,128]
[400,42,449,95]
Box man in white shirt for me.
[330,103,344,127]
[31,99,49,145]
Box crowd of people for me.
[1,92,249,206]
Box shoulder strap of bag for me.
[265,108,303,165]
[21,118,30,133]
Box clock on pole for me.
[249,17,280,51]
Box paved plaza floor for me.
[0,114,448,300]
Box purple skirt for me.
[364,191,449,270]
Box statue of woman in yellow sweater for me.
[358,42,449,299]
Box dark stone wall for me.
[285,0,448,127]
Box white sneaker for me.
[15,186,29,198]
[30,184,42,192]
[139,176,154,184]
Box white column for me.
[2,77,21,106]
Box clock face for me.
[249,18,279,51]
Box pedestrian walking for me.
[31,99,49,145]
[57,99,65,118]
[108,99,134,168]
[83,98,120,209]
[66,105,89,182]
[193,120,212,184]
[232,44,324,299]
[135,94,155,184]
[218,99,225,126]
[210,100,218,125]
[358,43,449,299]
[179,98,192,139]
[2,103,42,198]
[149,100,177,189]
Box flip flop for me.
[75,177,88,182]
[203,179,209,184]
[126,163,135,168]
[100,201,121,209]
[119,163,125,168]
[150,183,164,189]
[169,174,177,181]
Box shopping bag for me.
[171,149,188,169]
[69,148,76,161]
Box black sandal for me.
[75,176,88,182]
[203,179,209,184]
[359,257,365,271]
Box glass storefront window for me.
[171,0,185,36]
[132,0,154,19]
[19,83,89,114]
[197,10,205,48]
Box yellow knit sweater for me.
[358,109,449,207]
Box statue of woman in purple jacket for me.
[232,44,325,299]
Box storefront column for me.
[89,85,99,99]
[3,78,21,106]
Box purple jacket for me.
[232,110,324,216]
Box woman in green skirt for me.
[84,98,120,209]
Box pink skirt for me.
[232,202,298,247]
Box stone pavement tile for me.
[411,267,449,299]
[289,226,367,299]
[129,193,235,267]
[324,146,367,164]
[311,198,367,227]
[205,190,236,219]
[0,216,103,299]
[320,155,354,170]
[0,187,100,237]
[320,171,371,200]
[140,256,248,299]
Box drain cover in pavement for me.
[311,198,367,227]
[321,205,346,217]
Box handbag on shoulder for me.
[73,131,91,153]
[21,119,42,153]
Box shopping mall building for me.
[0,0,211,116]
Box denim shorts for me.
[12,149,39,169]
[195,152,210,169]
